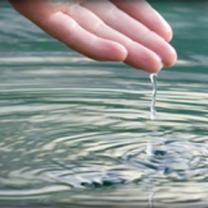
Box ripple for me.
[0,78,207,203]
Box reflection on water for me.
[0,1,208,208]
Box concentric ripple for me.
[0,60,208,207]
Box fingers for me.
[10,0,177,72]
[111,0,173,42]
[81,1,177,68]
[10,0,127,61]
[67,4,163,72]
[41,12,128,61]
[124,44,163,73]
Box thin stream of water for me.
[150,73,158,121]
[148,73,158,208]
[146,73,158,161]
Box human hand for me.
[9,0,177,73]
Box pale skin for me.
[9,0,177,73]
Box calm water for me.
[0,1,208,207]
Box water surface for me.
[0,1,208,207]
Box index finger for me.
[112,0,173,42]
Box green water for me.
[0,1,208,207]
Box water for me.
[150,74,158,121]
[1,1,208,207]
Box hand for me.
[9,0,177,73]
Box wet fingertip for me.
[145,56,164,74]
[152,53,164,72]
[152,61,163,73]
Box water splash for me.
[150,73,158,120]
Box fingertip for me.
[146,55,164,74]
[101,41,128,61]
[163,46,178,67]
[154,9,174,42]
[163,27,173,42]
[124,43,163,73]
[141,48,164,73]
[116,44,128,61]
